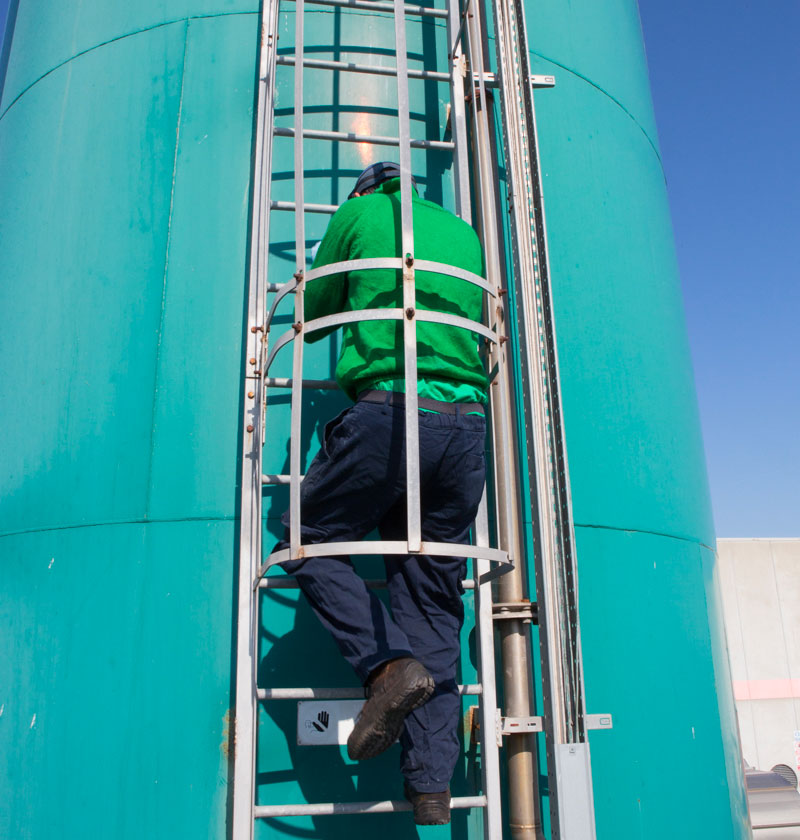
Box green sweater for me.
[305,179,488,404]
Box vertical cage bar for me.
[289,0,306,557]
[392,0,421,552]
[446,0,472,222]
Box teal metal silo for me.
[0,0,749,838]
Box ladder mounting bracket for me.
[497,714,543,745]
[530,74,556,88]
[585,713,613,730]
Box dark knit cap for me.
[348,161,417,199]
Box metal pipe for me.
[466,3,542,837]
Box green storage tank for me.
[0,0,749,838]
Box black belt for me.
[357,389,485,416]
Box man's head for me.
[349,161,417,199]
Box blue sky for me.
[2,0,797,536]
[639,0,799,536]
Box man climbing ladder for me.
[276,161,489,826]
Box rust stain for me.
[221,709,233,760]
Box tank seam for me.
[143,20,188,519]
[0,10,256,121]
[0,515,238,540]
[528,50,663,169]
[573,521,714,552]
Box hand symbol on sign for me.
[312,710,330,732]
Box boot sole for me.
[347,674,434,760]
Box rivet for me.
[246,424,254,432]
[405,253,414,267]
[405,307,415,319]
[249,357,256,365]
[248,391,254,399]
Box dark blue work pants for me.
[279,397,486,792]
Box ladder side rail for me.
[489,0,596,833]
[475,491,503,840]
[233,0,282,835]
[445,0,472,222]
[288,0,306,557]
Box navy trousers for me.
[279,397,486,791]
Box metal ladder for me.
[233,0,609,835]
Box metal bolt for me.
[249,357,256,365]
[292,322,302,333]
[246,424,254,432]
[405,253,414,267]
[248,391,254,399]
[251,325,263,333]
[293,271,304,281]
[500,335,509,345]
[405,307,415,319]
[498,288,508,297]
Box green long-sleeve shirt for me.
[305,178,488,404]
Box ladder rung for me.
[258,684,482,700]
[265,376,338,390]
[274,126,455,151]
[277,55,450,83]
[259,577,476,590]
[271,200,339,214]
[254,795,487,818]
[262,474,304,485]
[286,0,449,20]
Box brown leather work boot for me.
[404,782,451,825]
[346,657,434,761]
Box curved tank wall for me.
[0,3,258,838]
[0,1,748,839]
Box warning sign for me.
[297,700,365,746]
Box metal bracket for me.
[585,713,613,730]
[497,713,543,745]
[492,600,537,623]
[530,74,556,88]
